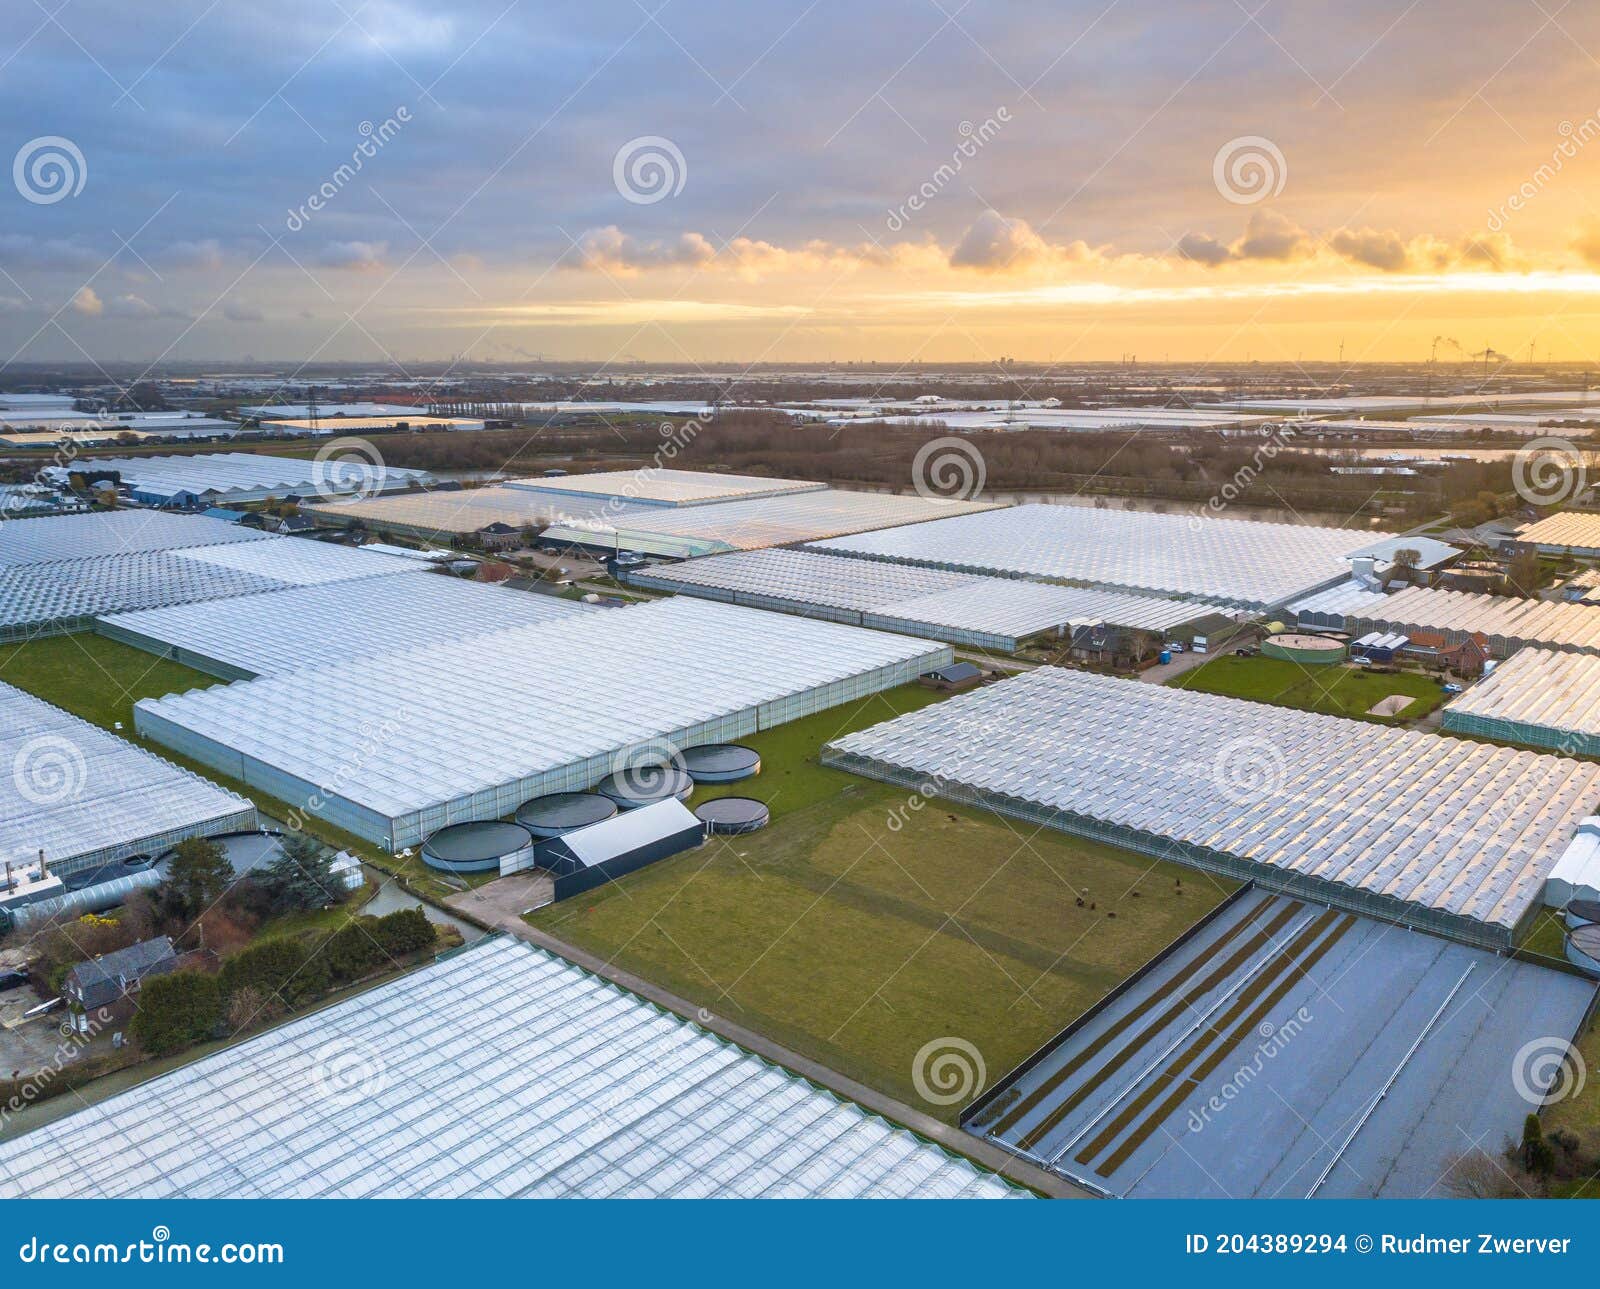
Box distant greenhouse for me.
[0,936,1024,1198]
[809,504,1384,611]
[98,571,594,678]
[1345,585,1600,657]
[822,668,1600,948]
[626,547,1229,651]
[0,680,255,881]
[48,451,433,505]
[500,467,827,508]
[135,597,951,849]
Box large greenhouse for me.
[0,521,424,641]
[500,468,826,508]
[303,485,658,540]
[98,574,595,679]
[134,597,951,849]
[0,681,256,879]
[1345,585,1600,657]
[626,547,1229,651]
[809,504,1385,611]
[0,936,1023,1199]
[822,668,1600,948]
[541,489,1000,559]
[55,451,433,505]
[1441,647,1600,755]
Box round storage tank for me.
[680,744,761,784]
[696,797,771,835]
[1566,923,1600,977]
[595,766,695,810]
[422,821,536,874]
[1261,633,1346,665]
[514,792,619,838]
[1566,898,1600,929]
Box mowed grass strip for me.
[530,687,1235,1121]
[0,630,217,727]
[1173,655,1445,723]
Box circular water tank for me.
[1566,923,1600,977]
[422,821,536,873]
[1566,898,1600,929]
[680,743,761,783]
[514,792,618,838]
[696,797,771,835]
[1262,633,1346,665]
[595,766,695,810]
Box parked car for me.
[1441,682,1464,695]
[1235,647,1258,657]
[0,969,28,991]
[1166,642,1185,653]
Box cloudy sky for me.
[6,0,1600,367]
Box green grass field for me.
[1173,655,1445,723]
[529,685,1235,1121]
[0,631,217,728]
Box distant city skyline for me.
[7,1,1600,367]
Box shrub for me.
[132,971,224,1057]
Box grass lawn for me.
[0,631,462,901]
[529,684,1235,1122]
[0,630,217,728]
[1173,655,1445,723]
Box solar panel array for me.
[0,936,1023,1198]
[135,596,951,848]
[823,668,1600,945]
[810,504,1385,609]
[0,680,255,877]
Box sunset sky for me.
[8,0,1600,366]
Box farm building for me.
[1516,511,1600,556]
[810,504,1385,611]
[0,516,425,641]
[821,668,1600,948]
[42,451,433,506]
[61,936,177,1010]
[0,681,255,880]
[0,936,1024,1198]
[501,468,826,508]
[134,597,951,850]
[542,489,1001,560]
[1345,585,1600,657]
[98,572,594,679]
[1441,647,1600,755]
[535,797,706,899]
[623,547,1229,652]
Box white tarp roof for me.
[556,797,701,867]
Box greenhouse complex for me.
[809,504,1385,611]
[1344,585,1600,656]
[0,681,256,880]
[98,574,594,679]
[623,547,1229,651]
[134,597,950,849]
[822,668,1600,948]
[0,511,424,640]
[1441,647,1600,755]
[0,936,1023,1199]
